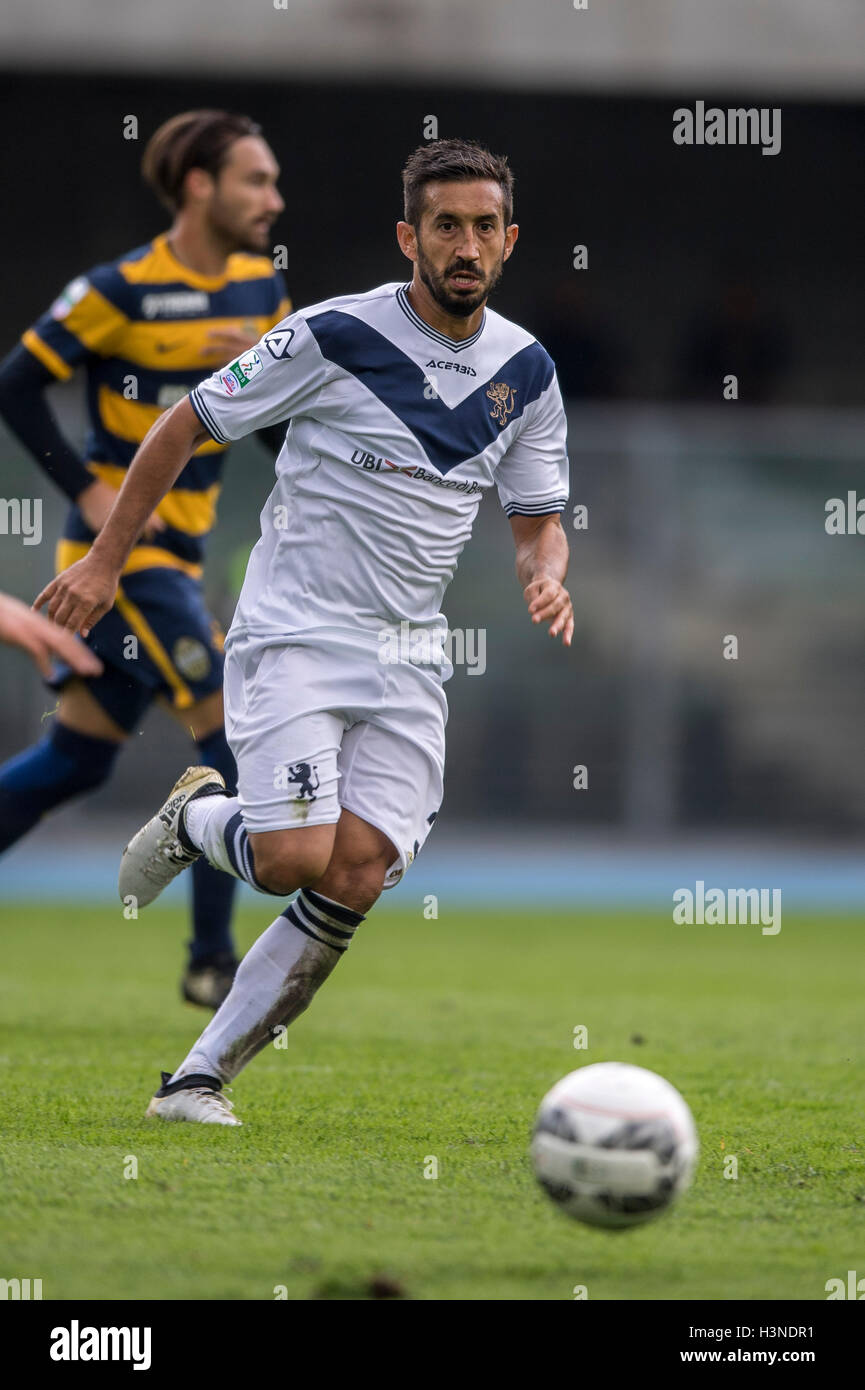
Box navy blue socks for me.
[0,723,120,852]
[189,727,239,965]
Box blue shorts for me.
[49,567,225,733]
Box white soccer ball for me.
[530,1062,699,1229]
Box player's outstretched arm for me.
[510,513,573,647]
[34,398,211,635]
[0,592,103,677]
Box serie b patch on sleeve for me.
[231,349,263,386]
[50,276,90,321]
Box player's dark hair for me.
[402,139,514,229]
[142,110,263,213]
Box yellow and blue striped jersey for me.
[23,232,290,577]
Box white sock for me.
[184,794,273,893]
[171,889,365,1085]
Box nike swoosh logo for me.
[155,341,184,354]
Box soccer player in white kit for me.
[37,140,573,1125]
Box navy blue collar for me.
[396,284,486,353]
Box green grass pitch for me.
[1,899,862,1300]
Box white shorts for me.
[223,633,447,887]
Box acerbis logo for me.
[426,358,477,377]
[264,328,295,359]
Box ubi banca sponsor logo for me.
[672,880,781,935]
[349,447,482,497]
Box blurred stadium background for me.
[2,0,864,909]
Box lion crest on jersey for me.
[486,381,516,426]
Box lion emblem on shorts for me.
[486,380,516,426]
[275,761,320,802]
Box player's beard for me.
[207,199,272,256]
[415,238,505,318]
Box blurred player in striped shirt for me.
[0,110,290,1007]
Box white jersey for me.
[190,281,568,653]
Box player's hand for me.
[77,478,165,542]
[524,578,574,647]
[0,591,103,677]
[33,553,120,638]
[202,325,260,361]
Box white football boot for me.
[145,1071,242,1126]
[119,766,227,908]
